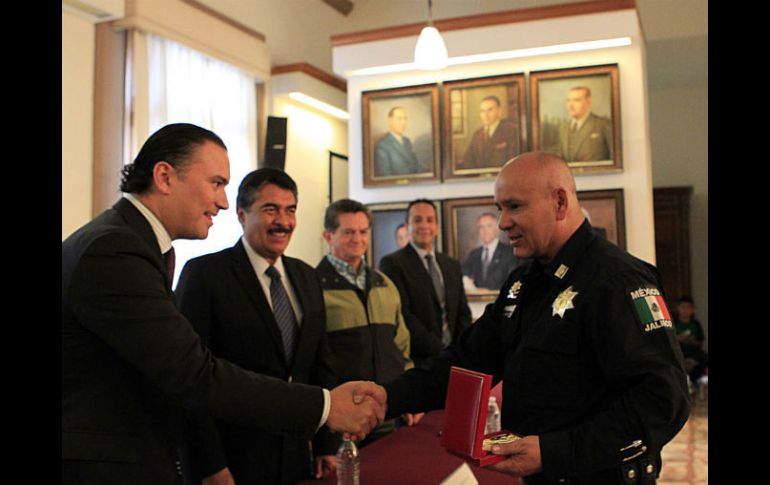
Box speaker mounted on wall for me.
[263,116,288,170]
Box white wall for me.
[62,9,95,239]
[271,96,349,266]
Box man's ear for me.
[322,230,333,245]
[152,161,175,195]
[554,188,570,221]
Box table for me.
[300,388,518,484]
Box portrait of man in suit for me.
[461,212,521,291]
[395,222,409,249]
[533,66,619,169]
[175,168,341,485]
[379,199,472,366]
[558,86,612,163]
[374,106,421,177]
[457,96,519,170]
[364,86,439,185]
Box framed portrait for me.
[530,64,622,172]
[442,73,527,180]
[442,197,524,301]
[366,202,443,270]
[328,151,348,203]
[577,189,626,250]
[362,85,441,187]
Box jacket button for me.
[627,468,636,479]
[288,375,293,383]
[645,463,655,474]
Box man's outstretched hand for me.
[327,381,387,440]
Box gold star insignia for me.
[507,281,522,299]
[552,286,578,318]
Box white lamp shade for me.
[414,25,448,70]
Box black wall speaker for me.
[263,116,287,170]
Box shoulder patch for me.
[629,287,672,333]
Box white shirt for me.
[241,236,303,324]
[124,193,173,254]
[410,241,444,287]
[481,238,499,264]
[240,236,330,429]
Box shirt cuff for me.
[318,388,331,431]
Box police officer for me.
[383,152,690,484]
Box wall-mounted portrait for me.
[366,202,443,269]
[442,197,525,301]
[577,189,626,249]
[362,85,440,187]
[443,73,527,180]
[530,64,622,172]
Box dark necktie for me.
[425,254,451,346]
[266,265,299,364]
[163,247,176,284]
[481,246,490,283]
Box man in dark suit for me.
[379,199,472,367]
[175,168,339,485]
[62,123,385,485]
[461,212,521,291]
[558,86,612,163]
[458,96,519,170]
[374,106,422,177]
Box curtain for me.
[146,33,258,287]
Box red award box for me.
[440,366,510,467]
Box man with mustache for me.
[174,168,351,484]
[63,126,385,485]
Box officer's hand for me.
[488,435,543,477]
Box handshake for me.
[326,381,387,440]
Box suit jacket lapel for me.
[113,198,170,291]
[230,241,288,365]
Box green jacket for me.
[316,257,413,384]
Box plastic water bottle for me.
[336,438,360,485]
[485,396,501,435]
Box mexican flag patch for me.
[629,287,672,332]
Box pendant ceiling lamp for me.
[414,0,448,70]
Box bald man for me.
[383,152,690,484]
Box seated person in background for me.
[673,295,708,389]
[317,198,422,446]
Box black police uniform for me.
[385,220,690,484]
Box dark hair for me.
[406,198,437,221]
[324,198,372,232]
[394,222,407,236]
[481,95,501,107]
[119,123,226,194]
[678,295,695,305]
[237,168,298,211]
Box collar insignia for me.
[507,281,522,300]
[554,264,569,279]
[552,286,578,318]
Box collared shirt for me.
[124,193,173,254]
[326,254,367,291]
[570,111,592,132]
[410,241,445,287]
[484,119,501,138]
[481,238,500,264]
[240,236,304,325]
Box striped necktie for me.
[266,265,299,364]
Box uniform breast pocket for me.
[520,320,582,411]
